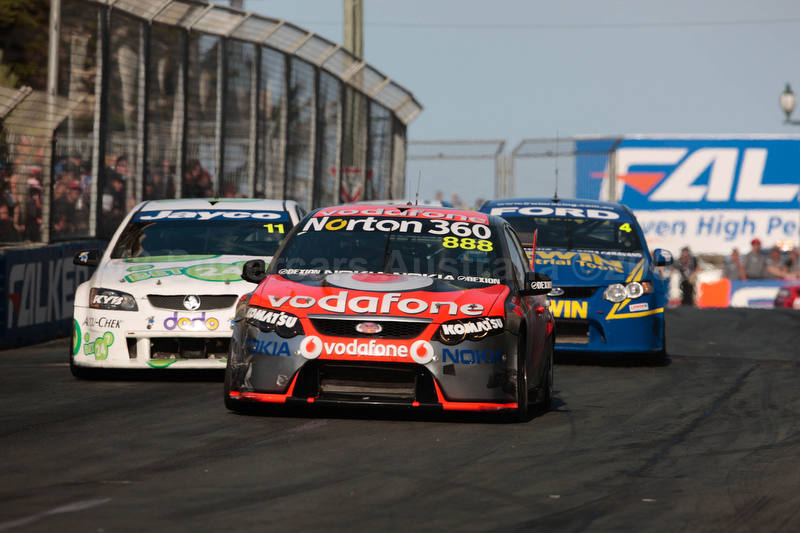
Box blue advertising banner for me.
[576,135,800,254]
[1,241,104,349]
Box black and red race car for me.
[225,204,555,419]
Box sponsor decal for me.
[83,316,122,329]
[534,251,625,273]
[549,300,588,319]
[298,335,434,361]
[124,261,248,283]
[277,269,501,285]
[529,281,553,291]
[489,206,620,220]
[92,294,124,306]
[299,336,323,359]
[245,308,298,328]
[458,275,501,285]
[246,339,291,356]
[78,251,89,263]
[146,316,154,329]
[261,291,484,317]
[442,348,504,365]
[314,206,489,224]
[72,319,81,356]
[410,340,434,364]
[134,210,286,221]
[302,217,492,239]
[628,302,649,312]
[7,255,91,329]
[440,317,503,337]
[163,311,220,331]
[83,331,114,360]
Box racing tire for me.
[651,324,668,366]
[69,357,95,379]
[513,331,530,422]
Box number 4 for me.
[619,223,632,233]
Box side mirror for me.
[520,271,553,296]
[653,249,673,267]
[73,249,100,267]
[241,259,267,284]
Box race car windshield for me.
[110,219,290,258]
[272,216,506,287]
[504,216,643,253]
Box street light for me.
[780,83,800,124]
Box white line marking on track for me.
[0,498,111,531]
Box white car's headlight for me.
[89,288,138,311]
[603,281,652,303]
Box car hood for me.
[250,272,510,323]
[528,248,648,287]
[93,254,272,295]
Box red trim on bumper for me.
[432,380,517,412]
[228,371,300,404]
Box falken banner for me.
[575,135,800,254]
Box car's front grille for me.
[147,294,237,310]
[148,337,230,359]
[555,319,590,344]
[550,287,599,299]
[309,317,429,339]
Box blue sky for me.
[247,0,800,204]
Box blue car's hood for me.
[527,248,647,287]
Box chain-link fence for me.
[510,137,623,200]
[1,0,421,245]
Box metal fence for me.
[0,0,421,245]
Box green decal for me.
[83,331,114,360]
[125,255,219,263]
[183,261,247,282]
[124,261,249,283]
[147,359,186,368]
[72,319,81,356]
[126,264,153,272]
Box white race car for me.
[70,198,304,375]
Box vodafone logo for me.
[297,336,435,363]
[299,336,323,359]
[410,340,434,364]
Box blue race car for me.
[481,198,673,357]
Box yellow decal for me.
[442,236,493,251]
[549,300,588,319]
[606,259,664,319]
[535,251,624,273]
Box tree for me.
[0,0,50,90]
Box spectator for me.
[787,249,800,279]
[676,246,699,306]
[765,246,788,279]
[23,177,42,241]
[183,160,213,198]
[0,202,22,243]
[724,247,744,280]
[742,238,766,279]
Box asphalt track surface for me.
[2,308,800,532]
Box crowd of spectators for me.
[0,160,44,244]
[724,238,800,281]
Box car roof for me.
[481,197,633,216]
[138,198,295,211]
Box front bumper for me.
[550,292,665,353]
[71,306,236,369]
[226,322,525,411]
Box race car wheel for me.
[223,359,242,412]
[513,331,530,422]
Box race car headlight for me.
[603,281,653,303]
[435,317,504,345]
[245,306,304,338]
[89,288,138,311]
